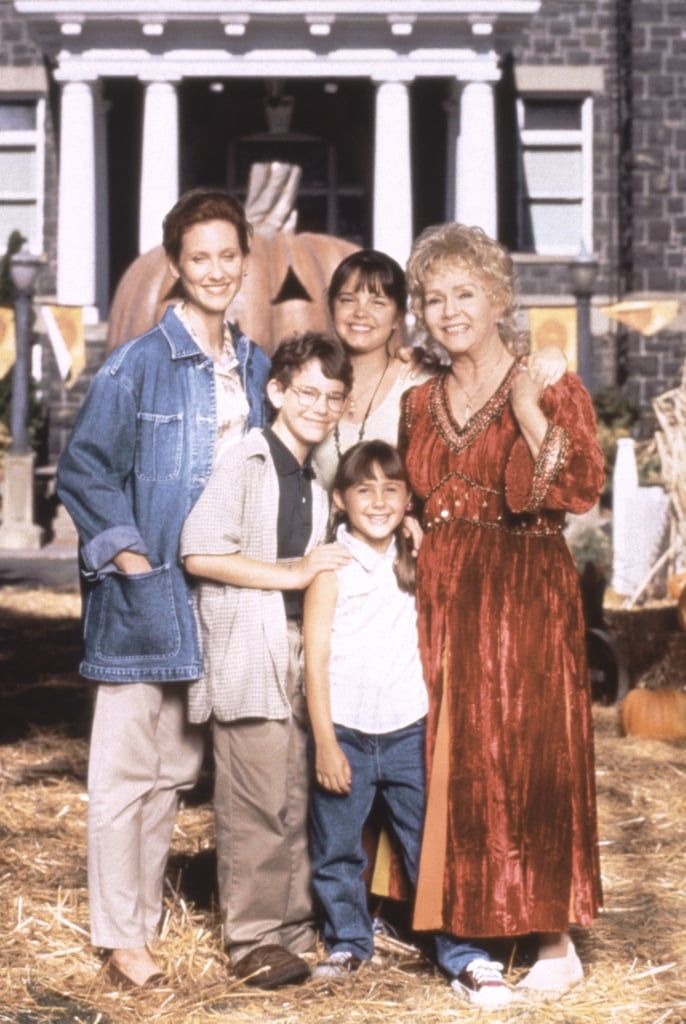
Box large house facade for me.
[1,0,685,450]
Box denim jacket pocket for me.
[92,564,181,661]
[134,412,184,481]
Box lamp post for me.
[569,248,599,394]
[0,246,45,549]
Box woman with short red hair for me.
[58,189,270,988]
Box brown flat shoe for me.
[103,958,167,990]
[234,944,310,989]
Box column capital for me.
[138,73,182,85]
[371,73,415,86]
[450,65,501,85]
[54,72,99,86]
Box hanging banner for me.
[601,299,680,337]
[42,305,85,388]
[528,306,578,372]
[0,306,15,379]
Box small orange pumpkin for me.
[620,687,686,740]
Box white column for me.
[372,78,413,266]
[139,80,179,254]
[452,80,497,238]
[57,80,97,309]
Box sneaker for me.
[451,959,513,1009]
[312,950,364,979]
[372,916,399,939]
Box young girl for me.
[304,441,512,1008]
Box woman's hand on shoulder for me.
[394,344,414,364]
[402,515,423,557]
[315,740,352,795]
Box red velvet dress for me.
[401,365,604,938]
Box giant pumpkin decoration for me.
[106,163,358,356]
[620,687,686,740]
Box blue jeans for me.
[308,720,488,975]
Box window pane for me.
[529,201,582,253]
[0,202,36,248]
[523,99,582,131]
[0,102,36,131]
[0,148,36,192]
[523,147,582,197]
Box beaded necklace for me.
[333,354,391,459]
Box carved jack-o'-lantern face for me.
[106,231,358,357]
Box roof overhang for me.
[14,0,541,73]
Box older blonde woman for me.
[400,224,604,1008]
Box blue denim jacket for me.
[57,305,270,683]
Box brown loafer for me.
[103,958,167,990]
[234,944,310,989]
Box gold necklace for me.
[450,351,508,419]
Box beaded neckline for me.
[429,360,519,455]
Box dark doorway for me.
[104,78,142,303]
[179,78,373,245]
[411,79,448,237]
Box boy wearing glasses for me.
[181,333,353,988]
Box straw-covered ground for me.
[1,585,685,1024]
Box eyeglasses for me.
[287,384,348,414]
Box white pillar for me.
[57,80,97,310]
[139,80,180,254]
[453,80,497,238]
[372,78,413,266]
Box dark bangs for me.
[327,250,407,316]
[333,440,409,494]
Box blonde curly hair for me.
[406,223,529,356]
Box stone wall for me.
[625,0,686,418]
[509,0,620,299]
[0,0,58,293]
[630,0,686,294]
[511,0,685,415]
[0,0,40,66]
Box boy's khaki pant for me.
[212,621,315,964]
[87,682,205,949]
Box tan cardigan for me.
[180,429,329,723]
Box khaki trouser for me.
[87,682,205,949]
[213,622,315,963]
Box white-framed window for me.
[516,95,593,256]
[0,96,46,254]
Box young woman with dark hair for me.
[314,249,432,489]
